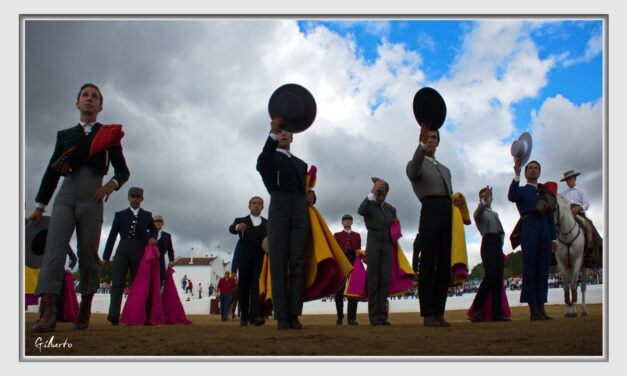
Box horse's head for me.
[555,193,576,232]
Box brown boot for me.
[73,293,94,330]
[32,294,58,333]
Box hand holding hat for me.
[268,83,317,133]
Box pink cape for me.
[120,244,164,325]
[344,221,415,299]
[61,271,79,322]
[466,283,512,321]
[120,245,192,326]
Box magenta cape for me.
[466,284,512,321]
[120,244,191,326]
[61,271,79,322]
[344,221,415,299]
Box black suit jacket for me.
[103,207,157,260]
[229,215,267,253]
[157,231,175,262]
[256,136,307,194]
[35,123,131,205]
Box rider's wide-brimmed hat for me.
[560,169,582,182]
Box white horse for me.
[554,193,590,317]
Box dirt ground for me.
[23,304,603,358]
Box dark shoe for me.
[107,313,120,326]
[348,320,359,326]
[336,318,343,326]
[423,315,442,327]
[240,320,249,326]
[73,293,94,330]
[32,294,58,333]
[277,319,291,330]
[529,303,546,321]
[436,315,451,327]
[493,315,512,322]
[289,317,303,329]
[538,304,553,320]
[380,319,391,326]
[252,317,266,326]
[468,309,484,322]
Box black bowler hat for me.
[268,83,317,133]
[25,216,50,268]
[413,87,447,130]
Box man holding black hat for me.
[358,178,396,326]
[333,214,361,326]
[257,84,315,330]
[406,88,456,327]
[28,83,130,333]
[102,186,157,325]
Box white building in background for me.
[172,254,231,297]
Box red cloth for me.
[61,271,79,322]
[544,181,558,196]
[344,255,368,301]
[120,244,164,326]
[161,267,192,325]
[466,283,512,321]
[89,124,124,156]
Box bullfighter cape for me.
[451,192,471,285]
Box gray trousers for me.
[108,238,145,315]
[35,167,103,296]
[366,243,392,323]
[267,191,309,320]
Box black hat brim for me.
[413,87,447,130]
[268,83,317,133]
[25,216,50,269]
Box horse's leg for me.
[565,270,578,317]
[580,267,589,317]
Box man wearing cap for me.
[256,117,309,330]
[102,186,157,325]
[333,214,362,326]
[27,83,130,333]
[358,178,397,326]
[406,125,456,327]
[560,169,601,266]
[153,214,175,287]
[509,160,557,320]
[228,196,268,326]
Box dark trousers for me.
[238,248,264,322]
[109,238,145,315]
[520,216,552,303]
[418,195,452,317]
[472,234,504,315]
[267,191,309,320]
[220,293,232,320]
[367,243,392,324]
[335,251,358,321]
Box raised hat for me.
[128,186,144,196]
[371,177,390,192]
[413,87,447,130]
[560,169,582,182]
[510,132,533,166]
[268,83,317,133]
[25,216,51,268]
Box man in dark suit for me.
[102,186,157,325]
[153,214,175,286]
[358,178,397,326]
[229,196,268,326]
[256,117,309,330]
[333,214,361,326]
[28,83,130,333]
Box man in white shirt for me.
[560,170,602,267]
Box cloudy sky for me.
[22,17,604,270]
